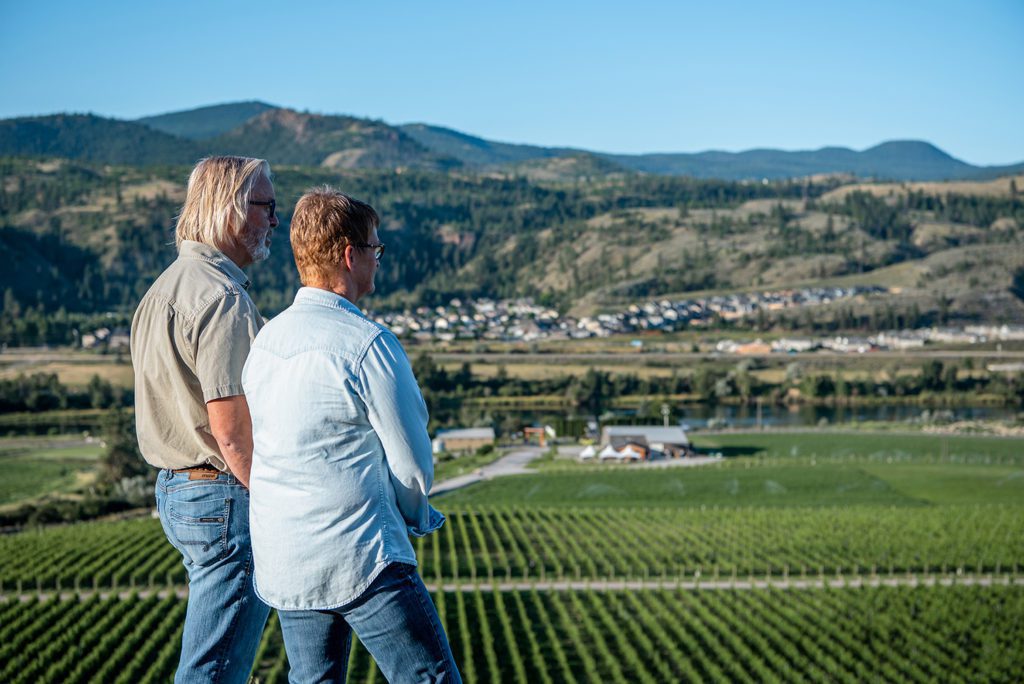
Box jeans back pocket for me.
[167,498,231,567]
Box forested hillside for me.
[1,154,1023,346]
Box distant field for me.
[0,458,84,506]
[447,432,1024,508]
[0,437,102,506]
[0,352,133,388]
[690,431,1024,466]
[0,408,113,429]
[441,465,920,508]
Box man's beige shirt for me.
[131,240,263,471]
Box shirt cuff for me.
[408,506,446,537]
[202,384,245,402]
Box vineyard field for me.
[2,585,1021,683]
[3,504,1022,591]
[2,431,1022,681]
[438,461,1024,509]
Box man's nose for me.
[270,213,280,228]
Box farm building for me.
[432,427,496,454]
[599,425,691,460]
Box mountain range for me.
[0,101,1021,181]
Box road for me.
[431,447,544,496]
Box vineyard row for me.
[1,585,1020,684]
[2,505,1022,590]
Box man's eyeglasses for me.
[249,199,276,218]
[355,242,386,261]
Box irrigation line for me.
[2,573,1021,603]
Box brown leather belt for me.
[172,464,223,480]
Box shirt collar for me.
[294,286,365,316]
[178,240,251,290]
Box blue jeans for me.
[278,563,460,684]
[156,469,271,684]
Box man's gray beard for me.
[242,228,271,263]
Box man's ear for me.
[342,244,356,271]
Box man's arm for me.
[193,293,262,487]
[361,332,442,535]
[207,395,254,487]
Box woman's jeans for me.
[156,469,271,684]
[278,562,461,683]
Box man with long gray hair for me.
[131,155,278,683]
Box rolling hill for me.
[206,108,460,170]
[137,101,276,140]
[1,101,1021,181]
[0,114,199,165]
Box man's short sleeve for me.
[194,293,262,402]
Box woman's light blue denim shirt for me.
[242,287,444,611]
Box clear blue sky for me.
[2,0,1022,165]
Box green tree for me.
[87,374,116,409]
[921,360,945,392]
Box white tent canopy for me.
[619,445,642,460]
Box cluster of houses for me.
[369,287,885,343]
[579,286,888,337]
[580,426,693,463]
[373,299,562,343]
[81,289,1024,355]
[80,286,887,350]
[714,324,1024,356]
